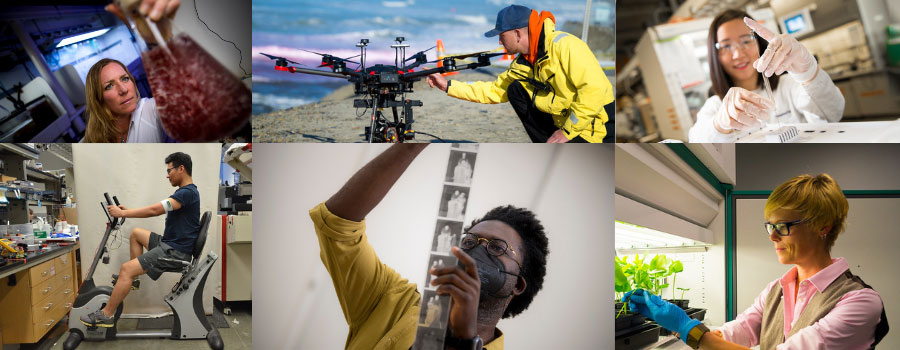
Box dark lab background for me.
[0,1,250,142]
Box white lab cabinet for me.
[226,214,252,243]
[217,214,252,302]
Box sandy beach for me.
[252,71,531,142]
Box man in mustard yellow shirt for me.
[310,144,549,349]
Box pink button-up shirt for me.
[719,258,883,350]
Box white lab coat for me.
[79,97,167,143]
[688,68,844,142]
[127,97,167,143]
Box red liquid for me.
[143,34,250,142]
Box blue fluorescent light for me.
[56,28,110,48]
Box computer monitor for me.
[778,8,815,38]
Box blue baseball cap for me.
[484,4,531,37]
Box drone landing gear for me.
[355,96,423,143]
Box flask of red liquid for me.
[116,0,250,142]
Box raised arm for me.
[325,144,428,221]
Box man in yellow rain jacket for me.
[427,4,613,143]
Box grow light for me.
[615,221,710,252]
[56,28,110,48]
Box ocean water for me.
[251,0,592,114]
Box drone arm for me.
[400,65,449,80]
[276,65,355,79]
[403,60,427,71]
[402,54,494,80]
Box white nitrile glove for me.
[713,87,774,133]
[745,17,818,83]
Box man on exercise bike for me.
[80,152,201,328]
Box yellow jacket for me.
[310,202,504,349]
[447,18,613,142]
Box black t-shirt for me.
[162,184,200,255]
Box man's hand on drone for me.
[426,73,449,93]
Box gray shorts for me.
[137,232,192,280]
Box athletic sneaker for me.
[111,274,140,290]
[80,309,114,328]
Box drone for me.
[261,37,505,143]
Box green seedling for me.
[617,295,630,319]
[615,255,632,318]
[615,257,630,300]
[669,260,684,299]
[677,287,691,300]
[649,254,671,296]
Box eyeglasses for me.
[460,233,523,272]
[715,34,756,54]
[166,167,177,174]
[764,218,808,236]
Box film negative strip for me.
[413,144,479,350]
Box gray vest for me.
[759,269,888,350]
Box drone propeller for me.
[297,48,361,66]
[260,52,302,66]
[404,46,436,62]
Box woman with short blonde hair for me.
[625,174,887,350]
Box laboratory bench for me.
[736,119,900,143]
[0,243,80,344]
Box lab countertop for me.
[735,119,900,143]
[0,242,78,279]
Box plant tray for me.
[666,299,690,309]
[615,323,660,350]
[614,312,648,332]
[657,323,672,336]
[686,308,707,321]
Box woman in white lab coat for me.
[688,9,844,142]
[624,174,887,349]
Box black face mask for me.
[464,245,519,299]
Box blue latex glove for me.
[622,289,701,343]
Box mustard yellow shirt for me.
[310,202,504,350]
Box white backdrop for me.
[253,144,614,349]
[73,143,222,316]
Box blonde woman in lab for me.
[82,0,179,143]
[624,174,887,349]
[688,9,844,142]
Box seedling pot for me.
[666,299,690,310]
